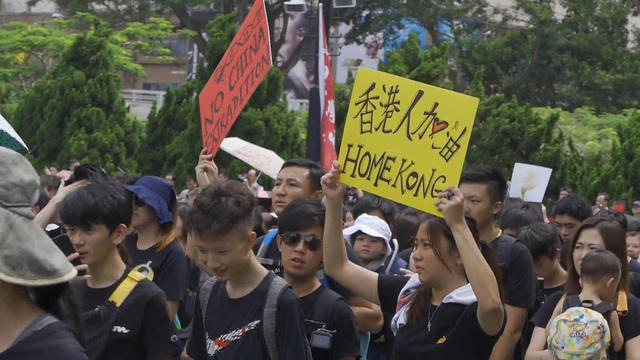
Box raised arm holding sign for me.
[198,0,272,157]
[338,68,479,217]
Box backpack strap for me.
[593,301,615,317]
[257,229,279,259]
[108,269,150,307]
[263,273,289,360]
[198,277,219,330]
[562,295,583,312]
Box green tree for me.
[458,0,640,113]
[379,33,454,89]
[0,13,184,104]
[466,95,564,193]
[342,0,488,47]
[557,110,640,206]
[12,20,143,173]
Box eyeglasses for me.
[281,232,322,252]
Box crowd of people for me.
[2,145,640,360]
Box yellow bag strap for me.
[108,270,150,307]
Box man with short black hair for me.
[517,223,567,297]
[60,182,180,360]
[194,152,383,338]
[186,181,310,360]
[39,174,61,200]
[459,165,536,360]
[352,194,397,228]
[250,158,383,336]
[277,198,360,360]
[499,199,545,236]
[553,194,592,244]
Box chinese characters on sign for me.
[338,68,479,217]
[198,0,272,157]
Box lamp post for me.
[284,0,355,162]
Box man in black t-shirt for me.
[192,153,383,336]
[552,194,592,269]
[517,223,567,298]
[277,198,360,360]
[186,181,310,360]
[459,166,536,360]
[59,182,180,360]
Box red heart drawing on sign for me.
[431,118,449,136]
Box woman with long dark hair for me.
[0,147,86,359]
[526,217,640,360]
[320,162,505,359]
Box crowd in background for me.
[2,147,640,360]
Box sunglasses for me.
[281,232,322,252]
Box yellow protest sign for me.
[338,68,478,217]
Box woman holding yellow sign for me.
[321,160,504,359]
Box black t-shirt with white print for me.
[187,272,309,360]
[300,286,360,360]
[378,275,502,360]
[72,270,180,360]
[125,233,187,302]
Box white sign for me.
[508,162,553,203]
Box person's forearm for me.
[34,196,61,228]
[323,197,349,279]
[351,305,383,333]
[490,330,521,360]
[348,297,384,333]
[524,350,554,360]
[167,300,179,321]
[450,222,502,317]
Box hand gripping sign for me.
[199,0,272,156]
[338,68,479,217]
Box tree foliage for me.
[12,20,143,173]
[0,13,183,104]
[457,0,640,113]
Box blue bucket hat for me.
[125,176,175,224]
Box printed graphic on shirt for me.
[206,320,261,356]
[112,326,130,334]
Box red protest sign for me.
[199,0,272,156]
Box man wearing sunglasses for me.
[195,152,383,339]
[277,198,360,360]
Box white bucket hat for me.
[0,147,76,286]
[343,213,392,256]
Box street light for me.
[284,0,308,14]
[283,0,356,161]
[332,0,356,8]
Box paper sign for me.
[338,68,478,217]
[508,162,553,203]
[199,0,272,156]
[612,201,625,213]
